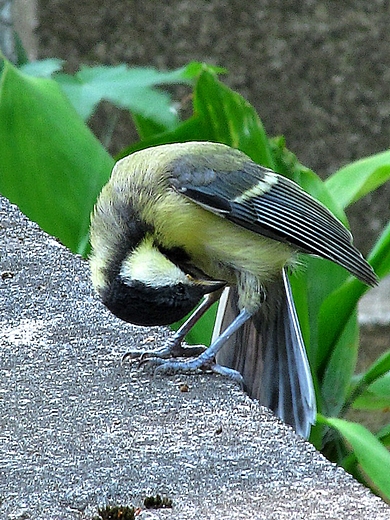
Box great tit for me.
[89,141,377,438]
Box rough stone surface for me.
[1,198,389,519]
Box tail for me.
[215,269,316,439]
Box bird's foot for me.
[141,350,244,386]
[121,336,206,364]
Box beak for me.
[186,275,227,294]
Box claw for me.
[149,356,244,388]
[122,340,207,365]
[121,350,144,363]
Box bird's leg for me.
[144,308,253,384]
[122,289,224,363]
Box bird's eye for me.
[176,283,187,295]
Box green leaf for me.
[348,350,390,411]
[20,58,65,78]
[377,423,390,446]
[316,217,390,371]
[132,113,170,141]
[321,311,359,417]
[363,373,390,397]
[0,59,114,255]
[350,349,390,398]
[180,61,227,79]
[316,277,365,371]
[353,391,390,411]
[54,63,204,126]
[193,70,275,168]
[318,415,390,499]
[326,150,390,209]
[353,372,390,410]
[13,32,29,67]
[293,255,350,374]
[367,220,390,280]
[361,350,390,385]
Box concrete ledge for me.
[1,196,389,519]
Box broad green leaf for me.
[116,113,210,160]
[317,219,390,370]
[353,391,390,411]
[132,113,171,140]
[362,372,390,396]
[326,150,390,209]
[54,62,209,126]
[318,415,390,499]
[289,269,311,360]
[193,70,274,168]
[21,58,64,78]
[180,61,227,79]
[348,350,390,412]
[0,59,114,255]
[13,32,29,67]
[296,257,350,372]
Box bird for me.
[89,141,377,438]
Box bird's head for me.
[91,236,225,327]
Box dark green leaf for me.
[119,69,275,166]
[361,350,390,385]
[193,70,274,167]
[0,59,114,255]
[316,278,365,371]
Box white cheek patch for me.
[120,238,189,287]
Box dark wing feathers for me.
[171,159,377,286]
[215,275,316,438]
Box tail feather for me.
[215,270,316,438]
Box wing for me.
[168,152,377,286]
